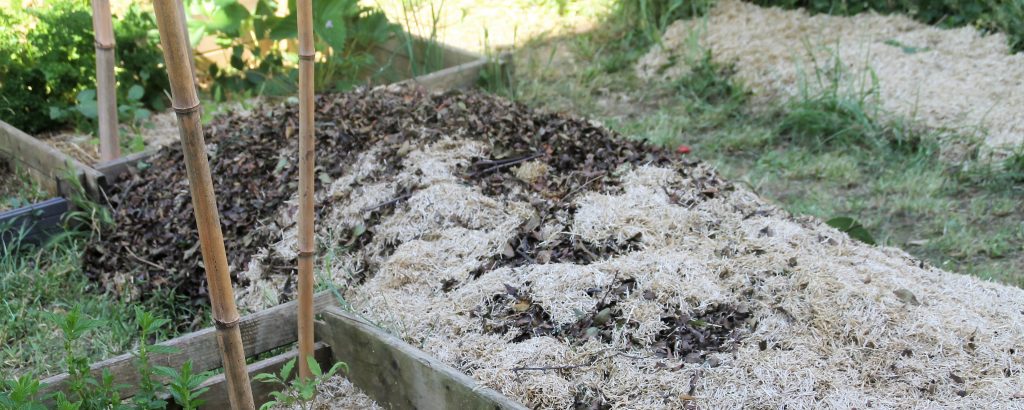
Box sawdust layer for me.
[237,87,1024,408]
[636,0,1024,153]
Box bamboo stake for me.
[91,0,120,161]
[295,0,316,382]
[151,1,254,409]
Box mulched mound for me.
[83,86,1024,408]
[83,86,690,310]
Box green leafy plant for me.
[131,308,179,409]
[0,1,167,134]
[158,361,213,410]
[826,216,876,245]
[1,308,212,408]
[0,375,46,410]
[185,0,397,100]
[44,307,125,409]
[254,356,349,410]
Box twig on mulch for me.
[127,246,168,272]
[468,152,544,177]
[558,171,607,204]
[511,348,618,373]
[361,192,414,213]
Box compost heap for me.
[636,0,1024,153]
[86,86,1024,408]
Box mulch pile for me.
[84,85,711,314]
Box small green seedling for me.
[156,361,213,410]
[253,356,349,410]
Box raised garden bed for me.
[40,292,525,409]
[0,35,504,247]
[77,85,1024,408]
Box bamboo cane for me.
[151,1,255,409]
[91,0,120,161]
[295,0,316,382]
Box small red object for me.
[676,144,692,154]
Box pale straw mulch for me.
[636,0,1024,155]
[238,125,1024,408]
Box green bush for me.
[750,0,1024,52]
[0,1,166,134]
[185,0,398,101]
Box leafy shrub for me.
[0,1,167,134]
[750,0,1024,52]
[185,0,398,101]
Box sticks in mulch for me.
[295,0,316,381]
[152,1,254,408]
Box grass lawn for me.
[506,8,1024,286]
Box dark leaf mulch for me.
[83,87,725,317]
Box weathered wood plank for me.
[0,197,69,244]
[0,120,104,197]
[319,307,527,410]
[368,33,482,82]
[398,58,488,91]
[93,149,159,184]
[179,342,334,409]
[375,34,479,67]
[40,291,337,399]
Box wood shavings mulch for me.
[85,86,1024,408]
[636,0,1024,155]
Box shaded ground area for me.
[0,160,46,212]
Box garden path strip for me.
[637,0,1024,155]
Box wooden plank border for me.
[0,197,69,244]
[92,148,159,183]
[40,291,337,399]
[0,120,104,198]
[319,306,527,410]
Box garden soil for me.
[636,0,1024,155]
[86,86,1024,408]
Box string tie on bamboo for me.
[213,316,241,330]
[173,102,203,116]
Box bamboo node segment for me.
[297,250,315,258]
[173,102,203,116]
[214,316,242,330]
[298,53,316,61]
[94,40,115,50]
